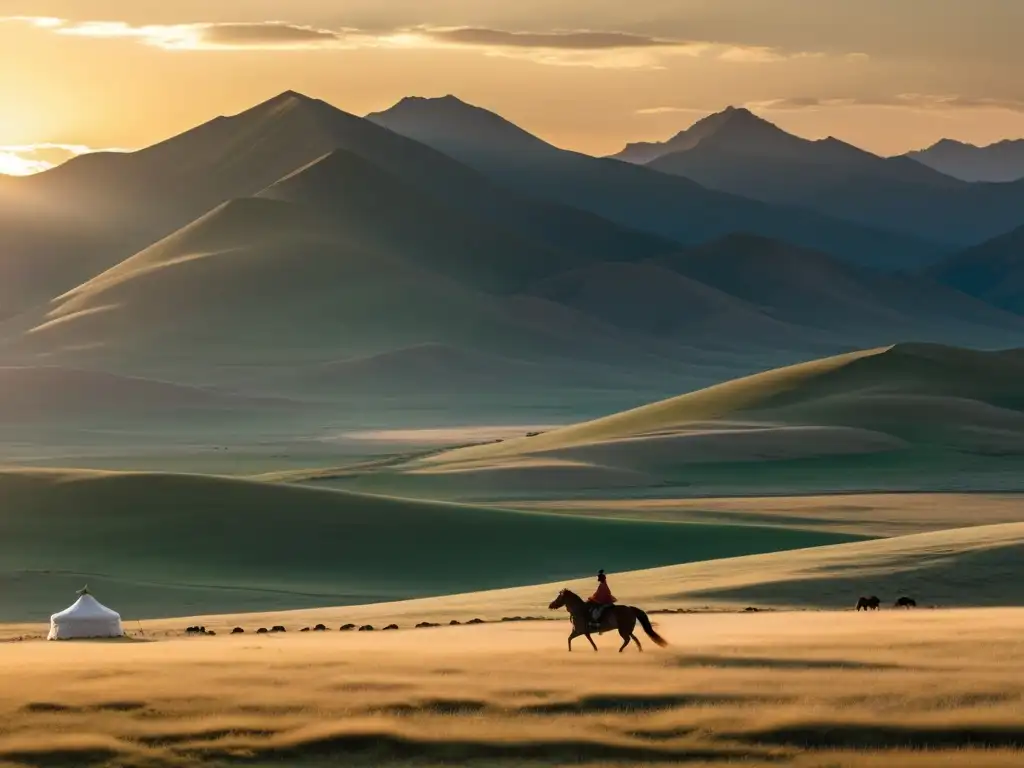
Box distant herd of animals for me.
[183,616,528,636]
[856,596,918,610]
[182,600,922,638]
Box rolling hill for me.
[928,224,1024,314]
[367,96,942,270]
[410,344,1024,494]
[627,107,1024,248]
[0,469,861,622]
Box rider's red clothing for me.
[589,581,616,604]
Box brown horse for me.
[548,589,668,652]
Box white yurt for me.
[48,586,124,640]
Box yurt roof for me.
[51,593,121,621]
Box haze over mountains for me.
[2,89,1024,429]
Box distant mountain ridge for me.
[602,106,1024,248]
[616,107,952,188]
[907,138,1024,183]
[0,91,674,316]
[367,96,943,271]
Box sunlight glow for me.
[0,150,51,176]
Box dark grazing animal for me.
[230,627,244,634]
[270,626,286,633]
[856,596,881,611]
[313,624,328,631]
[894,596,917,608]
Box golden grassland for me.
[1,610,1023,767]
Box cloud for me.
[635,106,714,116]
[2,15,817,68]
[747,94,1024,114]
[50,20,356,50]
[0,143,128,176]
[201,22,343,46]
[424,28,684,51]
[1,15,63,27]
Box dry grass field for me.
[2,610,1023,767]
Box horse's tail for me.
[633,608,668,647]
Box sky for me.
[3,0,1024,174]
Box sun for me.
[0,148,51,176]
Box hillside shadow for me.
[735,722,1024,750]
[667,654,906,671]
[201,731,768,765]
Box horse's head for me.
[548,589,569,610]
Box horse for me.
[548,588,668,652]
[856,596,881,611]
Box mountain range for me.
[908,138,1024,183]
[2,90,1024,424]
[368,97,941,270]
[605,106,1024,247]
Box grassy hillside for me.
[388,344,1024,497]
[0,469,861,622]
[426,347,886,463]
[429,343,1024,461]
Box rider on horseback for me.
[586,570,616,628]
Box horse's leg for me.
[616,608,636,652]
[568,629,580,651]
[585,633,598,651]
[631,634,643,652]
[618,630,630,652]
